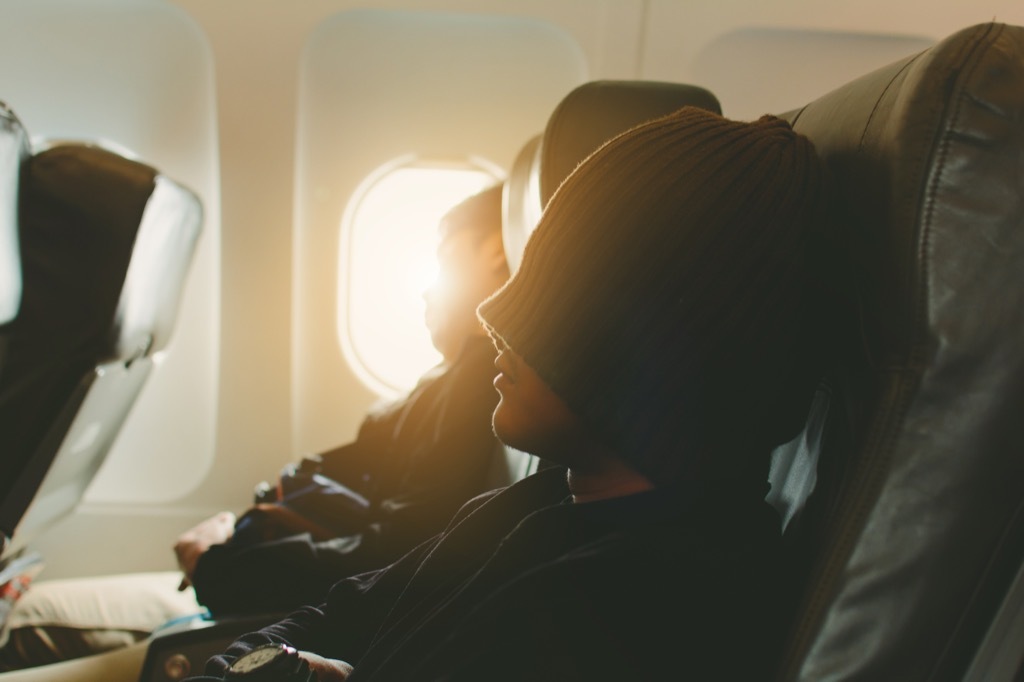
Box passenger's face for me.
[491,345,588,462]
[424,229,507,361]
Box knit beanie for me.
[477,106,833,486]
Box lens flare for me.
[341,164,498,396]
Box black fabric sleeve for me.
[315,401,401,488]
[191,545,436,679]
[370,337,501,555]
[190,532,372,616]
[189,490,503,681]
[190,339,499,617]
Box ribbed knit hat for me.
[478,106,833,485]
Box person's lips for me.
[494,349,517,390]
[494,372,511,393]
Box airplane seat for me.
[0,103,29,375]
[767,21,1024,681]
[0,132,203,563]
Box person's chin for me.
[491,398,520,448]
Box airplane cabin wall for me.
[643,0,1024,120]
[9,0,1023,580]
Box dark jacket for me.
[192,464,784,681]
[190,335,501,616]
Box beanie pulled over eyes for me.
[478,106,832,486]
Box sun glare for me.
[341,163,499,397]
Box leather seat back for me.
[0,103,29,364]
[770,22,1024,680]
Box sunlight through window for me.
[340,161,500,397]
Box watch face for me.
[231,644,287,674]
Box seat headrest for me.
[538,80,721,206]
[112,173,202,360]
[502,80,721,273]
[0,102,29,327]
[22,142,202,363]
[502,134,541,274]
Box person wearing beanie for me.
[184,107,836,682]
[0,184,511,671]
[481,105,831,488]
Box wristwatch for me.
[224,643,316,681]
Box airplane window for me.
[340,161,500,397]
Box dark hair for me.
[438,182,503,247]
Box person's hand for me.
[173,511,236,589]
[297,651,354,681]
